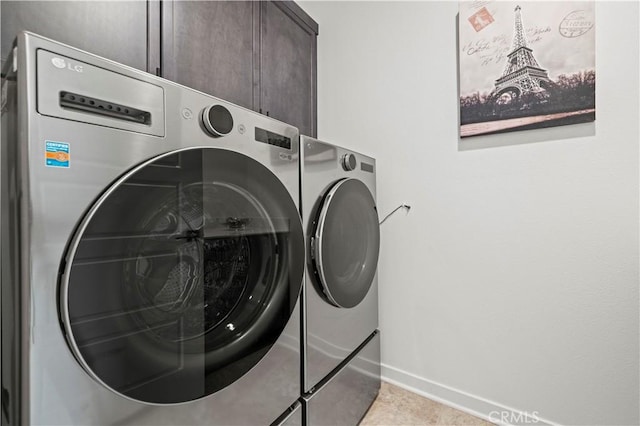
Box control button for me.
[202,105,233,137]
[181,108,193,120]
[342,153,357,171]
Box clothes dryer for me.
[300,136,381,423]
[1,32,304,425]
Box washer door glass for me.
[312,178,380,308]
[60,148,304,404]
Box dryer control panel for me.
[342,153,357,171]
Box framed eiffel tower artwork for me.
[459,1,595,138]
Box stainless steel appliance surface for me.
[302,332,380,426]
[274,400,302,426]
[300,136,381,406]
[1,32,304,425]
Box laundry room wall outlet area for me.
[1,1,639,426]
[301,1,639,425]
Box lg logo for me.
[51,57,83,73]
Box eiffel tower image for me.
[494,5,551,98]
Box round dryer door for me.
[60,147,304,404]
[312,178,380,308]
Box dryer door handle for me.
[310,236,316,259]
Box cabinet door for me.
[260,1,317,137]
[162,1,257,110]
[0,1,149,72]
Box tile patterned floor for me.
[360,382,495,426]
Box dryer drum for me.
[311,178,380,309]
[60,148,304,404]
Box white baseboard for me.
[381,363,559,426]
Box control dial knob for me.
[202,104,234,137]
[342,153,357,171]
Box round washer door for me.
[60,147,304,404]
[312,178,380,308]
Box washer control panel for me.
[255,127,291,150]
[200,103,293,150]
[202,104,234,137]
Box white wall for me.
[299,1,639,425]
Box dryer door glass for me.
[312,178,380,308]
[60,148,304,404]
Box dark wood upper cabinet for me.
[161,0,318,136]
[1,0,318,137]
[260,1,317,137]
[0,1,151,73]
[161,1,258,111]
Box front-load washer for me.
[1,32,304,425]
[300,136,381,422]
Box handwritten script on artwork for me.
[461,26,551,66]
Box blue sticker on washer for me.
[45,141,70,168]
